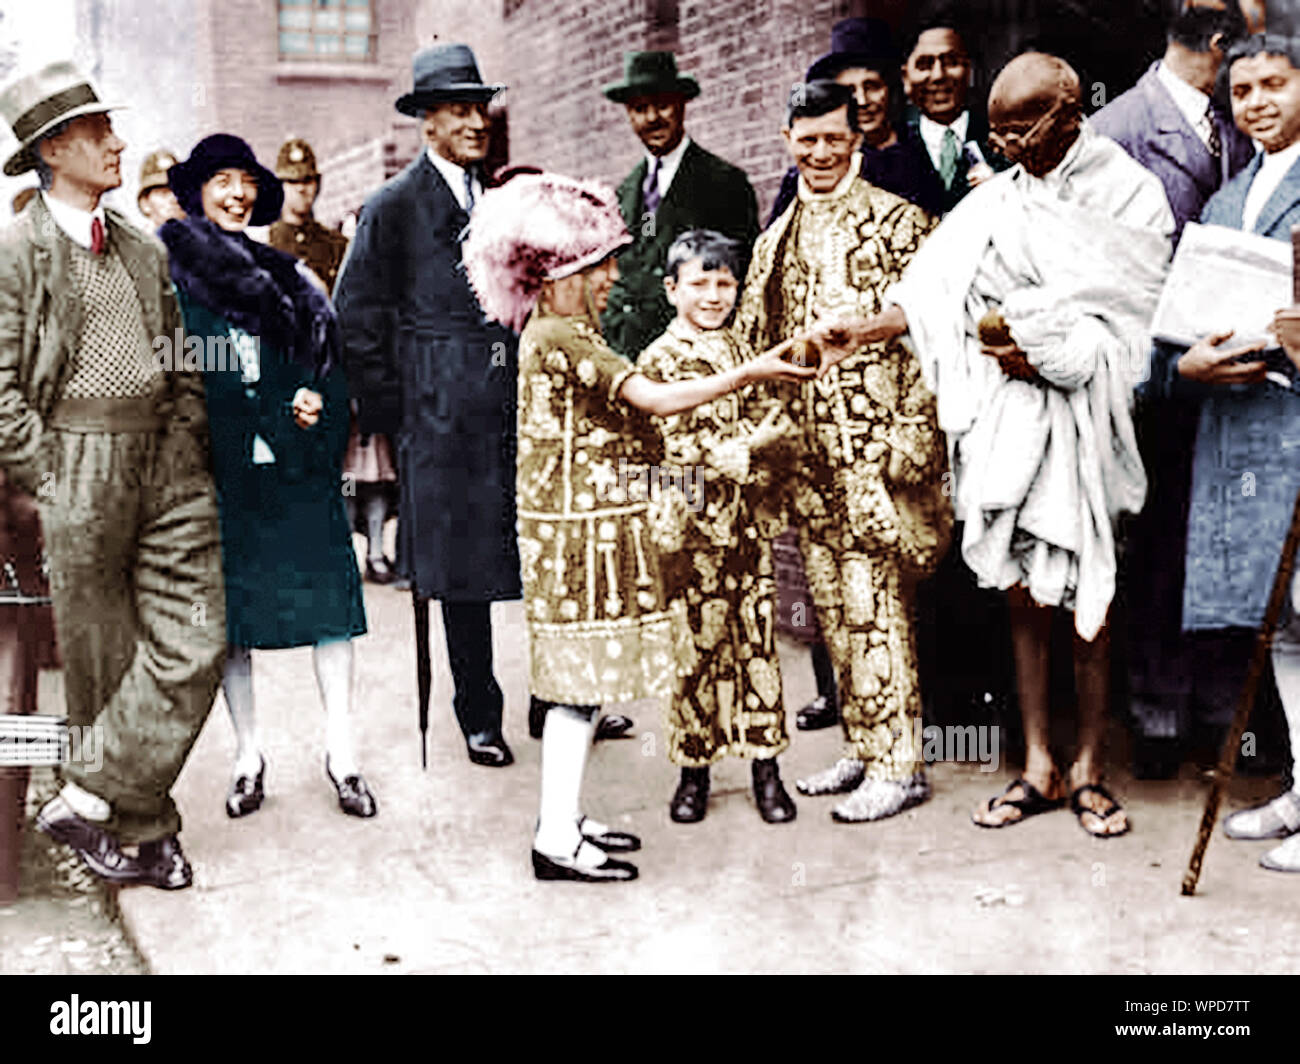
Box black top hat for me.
[395,44,504,117]
[806,18,899,81]
[169,134,283,227]
[603,52,701,103]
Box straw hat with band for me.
[0,59,123,177]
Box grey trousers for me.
[39,414,225,844]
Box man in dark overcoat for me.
[600,51,760,361]
[335,44,519,768]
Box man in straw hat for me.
[600,51,759,361]
[0,60,225,889]
[336,44,521,768]
[136,148,183,230]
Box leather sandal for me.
[972,777,1064,829]
[1068,783,1129,839]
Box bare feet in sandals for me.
[1067,763,1129,838]
[972,756,1064,828]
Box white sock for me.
[363,491,387,563]
[1270,608,1300,794]
[534,704,597,859]
[60,781,110,822]
[222,646,262,778]
[314,638,359,778]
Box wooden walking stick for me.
[1181,225,1300,896]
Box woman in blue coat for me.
[161,135,375,820]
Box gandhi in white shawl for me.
[885,106,1172,639]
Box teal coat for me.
[177,293,366,650]
[601,140,759,360]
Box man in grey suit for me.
[0,61,225,889]
[1093,0,1260,779]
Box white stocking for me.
[1269,612,1300,796]
[314,637,359,778]
[534,704,599,862]
[222,646,261,778]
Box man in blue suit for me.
[1148,8,1300,870]
[1093,1,1257,780]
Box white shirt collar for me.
[918,110,970,166]
[796,152,863,203]
[644,135,691,199]
[42,191,106,251]
[425,147,481,211]
[1155,61,1213,142]
[1243,138,1300,231]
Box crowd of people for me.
[6,0,1300,890]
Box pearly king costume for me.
[639,319,796,766]
[888,121,1173,640]
[736,167,951,792]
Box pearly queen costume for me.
[463,173,687,710]
[735,161,951,794]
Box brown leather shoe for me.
[35,796,142,885]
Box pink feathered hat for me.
[462,171,632,332]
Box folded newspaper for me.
[1151,221,1293,349]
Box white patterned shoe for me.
[1260,833,1300,873]
[796,757,865,797]
[831,772,931,823]
[1223,791,1300,840]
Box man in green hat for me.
[136,148,183,230]
[268,137,349,294]
[601,51,759,361]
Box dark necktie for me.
[643,157,661,215]
[464,170,476,213]
[1206,103,1222,160]
[90,216,105,255]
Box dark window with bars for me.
[278,0,376,61]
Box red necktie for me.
[90,217,105,255]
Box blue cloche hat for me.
[168,134,283,227]
[806,18,899,81]
[395,44,504,116]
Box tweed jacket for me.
[0,195,206,494]
[1147,152,1300,631]
[602,139,759,361]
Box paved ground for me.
[85,574,1300,975]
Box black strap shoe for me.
[466,730,514,767]
[595,714,634,741]
[364,557,398,584]
[669,766,710,823]
[225,756,266,818]
[326,757,378,818]
[135,834,194,890]
[35,796,143,885]
[532,841,638,882]
[578,815,641,852]
[752,758,797,823]
[796,695,840,731]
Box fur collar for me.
[160,216,337,376]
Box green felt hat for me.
[603,51,700,104]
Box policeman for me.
[268,137,348,294]
[136,148,183,230]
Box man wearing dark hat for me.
[335,44,520,767]
[136,148,183,230]
[269,138,348,294]
[767,18,946,225]
[0,61,226,889]
[601,51,759,361]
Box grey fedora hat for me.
[0,60,123,176]
[395,44,505,116]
